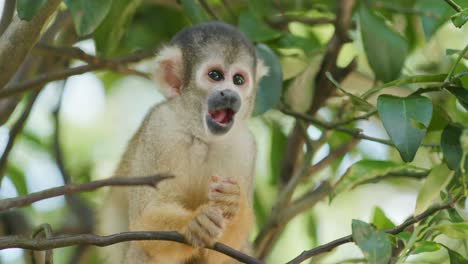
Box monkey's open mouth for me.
[209,108,235,125]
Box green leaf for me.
[269,121,288,185]
[254,44,283,115]
[436,222,468,239]
[443,245,468,264]
[447,49,468,59]
[332,160,427,201]
[428,103,451,132]
[412,241,441,255]
[447,208,465,223]
[445,86,468,111]
[359,3,409,82]
[277,34,320,55]
[117,4,188,55]
[377,95,432,162]
[451,9,468,28]
[180,0,209,24]
[239,11,281,42]
[352,220,392,264]
[395,231,412,245]
[415,164,454,214]
[5,165,28,196]
[64,0,112,36]
[17,0,47,21]
[371,207,395,230]
[416,0,452,39]
[441,123,463,170]
[94,0,143,57]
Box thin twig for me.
[282,109,393,146]
[0,92,40,179]
[331,110,377,127]
[286,200,454,264]
[0,49,155,98]
[0,231,263,264]
[0,175,173,211]
[198,0,220,20]
[31,224,54,264]
[444,0,463,12]
[34,44,151,79]
[282,109,439,148]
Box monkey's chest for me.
[176,138,250,208]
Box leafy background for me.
[1,0,468,263]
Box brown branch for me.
[34,44,151,79]
[0,0,61,91]
[0,0,15,36]
[279,0,357,187]
[286,200,454,264]
[31,224,53,264]
[282,109,439,148]
[0,92,40,180]
[198,0,220,20]
[254,139,357,257]
[0,231,263,264]
[0,49,155,98]
[282,109,393,146]
[0,175,173,212]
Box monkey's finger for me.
[211,175,220,182]
[197,211,224,238]
[224,177,238,184]
[186,221,211,247]
[209,192,239,206]
[210,182,240,195]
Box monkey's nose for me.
[218,89,240,107]
[208,89,241,113]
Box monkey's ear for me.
[255,58,269,84]
[154,46,183,98]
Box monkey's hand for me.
[209,176,240,220]
[184,206,225,248]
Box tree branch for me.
[34,44,151,79]
[0,91,40,180]
[254,140,357,257]
[282,108,439,148]
[0,175,173,212]
[0,231,263,264]
[286,200,454,264]
[0,0,61,91]
[444,0,463,12]
[0,49,155,98]
[0,0,16,36]
[279,0,357,187]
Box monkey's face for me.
[195,56,255,136]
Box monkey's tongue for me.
[210,109,234,124]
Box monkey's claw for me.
[209,176,240,220]
[184,206,224,248]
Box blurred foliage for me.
[4,0,468,263]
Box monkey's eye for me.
[208,70,224,81]
[233,74,244,86]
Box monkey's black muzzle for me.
[206,89,241,135]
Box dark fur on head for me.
[170,22,257,87]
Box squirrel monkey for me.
[100,22,268,264]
